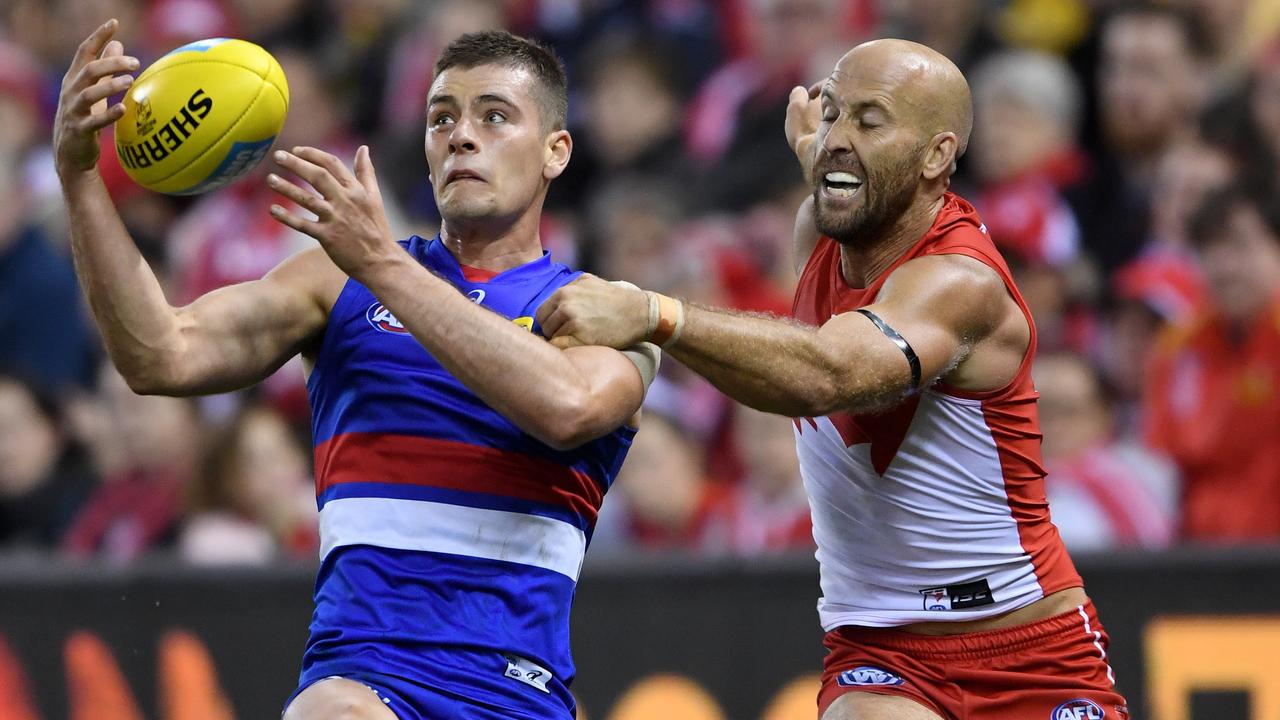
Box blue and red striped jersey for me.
[299,235,635,716]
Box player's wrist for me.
[644,291,685,349]
[794,137,816,180]
[56,159,102,187]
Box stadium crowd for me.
[1,0,1279,564]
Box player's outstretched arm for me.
[539,256,1013,417]
[268,146,646,450]
[56,21,336,396]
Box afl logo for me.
[1051,699,1104,720]
[366,302,410,334]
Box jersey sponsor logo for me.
[503,653,552,693]
[1051,699,1104,719]
[467,288,486,304]
[366,302,411,335]
[920,578,994,610]
[835,666,905,687]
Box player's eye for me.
[821,108,838,123]
[430,113,454,126]
[485,110,507,124]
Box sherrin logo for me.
[117,89,214,170]
[1051,699,1104,720]
[836,666,905,687]
[367,303,410,334]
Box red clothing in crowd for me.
[61,470,184,562]
[1144,299,1280,541]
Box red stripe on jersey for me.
[827,397,921,475]
[981,386,1082,595]
[314,432,604,525]
[459,263,500,282]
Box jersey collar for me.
[416,234,554,285]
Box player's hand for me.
[537,275,650,350]
[53,19,140,178]
[267,145,397,279]
[785,82,822,184]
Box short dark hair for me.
[1103,1,1213,61]
[434,30,568,131]
[1188,184,1280,249]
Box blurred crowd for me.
[1,0,1279,565]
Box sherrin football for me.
[114,38,289,195]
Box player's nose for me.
[820,122,853,156]
[449,117,480,155]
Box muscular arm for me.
[64,169,335,395]
[541,254,1016,417]
[54,22,334,396]
[264,145,648,451]
[362,254,644,450]
[669,255,1012,415]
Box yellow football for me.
[114,38,289,195]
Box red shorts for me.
[818,601,1129,720]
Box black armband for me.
[855,308,922,391]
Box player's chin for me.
[437,192,499,221]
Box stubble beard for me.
[814,147,924,249]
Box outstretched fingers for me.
[354,145,383,202]
[269,204,323,238]
[267,173,330,218]
[294,146,357,188]
[67,19,120,80]
[274,149,344,200]
[74,73,132,115]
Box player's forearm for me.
[61,169,184,390]
[668,305,884,416]
[364,257,613,448]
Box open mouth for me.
[822,171,863,199]
[446,170,484,185]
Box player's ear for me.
[921,132,957,182]
[543,129,571,181]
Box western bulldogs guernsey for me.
[792,193,1082,630]
[296,235,635,718]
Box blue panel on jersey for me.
[301,545,578,718]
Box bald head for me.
[832,39,973,159]
[811,38,973,247]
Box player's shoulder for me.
[888,252,1006,303]
[928,192,997,253]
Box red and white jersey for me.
[791,193,1081,629]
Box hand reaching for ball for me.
[267,145,397,281]
[53,19,139,178]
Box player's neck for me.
[838,194,944,288]
[439,205,545,273]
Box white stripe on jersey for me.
[796,390,1045,628]
[319,497,587,580]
